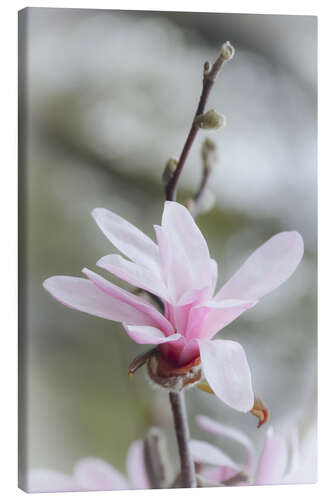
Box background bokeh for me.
[19,7,317,486]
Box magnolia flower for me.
[44,201,303,412]
[27,440,149,493]
[191,415,302,486]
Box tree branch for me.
[165,42,234,202]
[169,391,196,488]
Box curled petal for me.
[124,325,181,345]
[82,268,173,334]
[43,276,154,325]
[97,254,168,300]
[198,339,254,412]
[190,439,240,470]
[126,440,150,489]
[73,458,129,491]
[216,231,304,301]
[92,208,160,273]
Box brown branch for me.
[165,42,234,202]
[143,427,173,489]
[169,391,197,488]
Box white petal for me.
[97,254,168,300]
[92,208,160,273]
[156,202,212,302]
[198,339,254,412]
[190,440,240,469]
[27,469,79,493]
[74,458,129,491]
[126,440,150,489]
[216,231,304,300]
[82,268,173,334]
[196,415,255,474]
[124,325,181,345]
[44,276,152,325]
[255,427,288,485]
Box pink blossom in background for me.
[44,201,304,413]
[27,440,149,493]
[191,414,315,486]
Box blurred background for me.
[19,7,317,487]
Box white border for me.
[1,1,330,499]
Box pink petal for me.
[166,287,211,336]
[126,440,150,489]
[155,202,212,302]
[44,276,154,325]
[27,469,79,493]
[255,427,288,485]
[196,415,256,475]
[200,465,241,485]
[124,325,181,345]
[158,337,200,366]
[92,208,160,274]
[97,254,168,300]
[215,231,304,301]
[73,457,129,491]
[82,268,173,335]
[186,299,257,340]
[198,339,254,412]
[190,440,240,470]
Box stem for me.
[165,47,231,202]
[169,391,196,488]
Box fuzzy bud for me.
[162,157,178,184]
[194,109,226,130]
[147,351,201,392]
[220,41,235,61]
[201,138,217,166]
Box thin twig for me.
[169,391,196,488]
[165,43,234,202]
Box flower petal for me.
[92,208,160,273]
[190,439,240,470]
[156,202,212,302]
[27,470,79,493]
[126,440,150,489]
[124,325,181,345]
[215,231,304,301]
[82,268,173,334]
[255,427,288,485]
[74,458,129,491]
[198,339,254,412]
[196,415,256,475]
[186,299,257,340]
[44,276,151,325]
[97,254,168,299]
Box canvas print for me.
[18,8,317,492]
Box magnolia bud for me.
[162,157,178,184]
[220,41,235,61]
[201,138,217,166]
[194,109,226,130]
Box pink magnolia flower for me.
[44,201,303,412]
[27,440,149,493]
[191,415,301,486]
